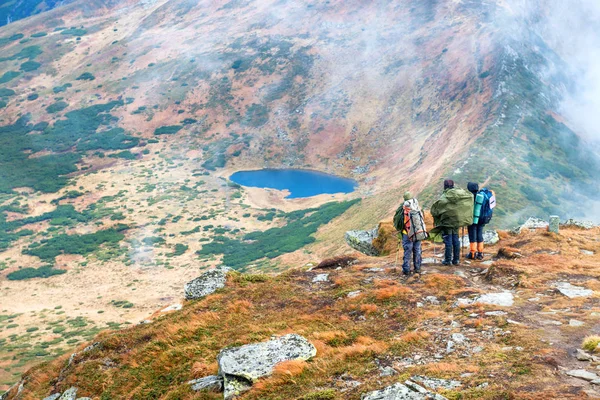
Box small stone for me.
[507,319,523,325]
[475,292,514,307]
[577,349,592,361]
[446,341,455,354]
[469,313,479,318]
[365,268,384,272]
[472,346,484,353]
[417,302,424,308]
[42,395,61,400]
[567,369,599,381]
[485,311,507,316]
[161,303,182,312]
[570,319,585,327]
[347,290,362,298]
[528,297,540,302]
[477,382,489,389]
[543,320,563,326]
[452,333,467,343]
[188,375,223,392]
[425,296,440,305]
[450,321,461,328]
[581,250,595,256]
[554,282,593,299]
[422,257,437,264]
[312,273,329,283]
[379,366,398,377]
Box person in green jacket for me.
[430,179,462,265]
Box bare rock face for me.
[554,282,593,298]
[345,228,380,256]
[184,267,230,300]
[217,334,317,399]
[188,375,224,392]
[41,395,61,400]
[58,387,78,400]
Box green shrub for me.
[0,88,15,97]
[0,71,21,84]
[154,125,183,135]
[0,45,42,62]
[197,200,359,269]
[7,265,67,281]
[299,389,337,400]
[53,83,72,93]
[243,103,269,127]
[167,243,188,257]
[23,226,127,263]
[31,32,48,38]
[61,28,87,36]
[27,93,39,101]
[108,151,136,160]
[46,101,69,114]
[20,61,41,72]
[0,100,6,108]
[76,72,95,81]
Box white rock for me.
[567,369,599,381]
[348,290,362,298]
[360,382,448,400]
[365,268,384,272]
[379,366,398,377]
[475,293,514,307]
[446,341,455,354]
[581,250,595,256]
[161,303,183,312]
[312,273,329,283]
[42,395,61,400]
[425,296,440,305]
[570,319,585,327]
[542,320,563,326]
[411,375,462,390]
[507,319,523,325]
[485,311,507,316]
[422,258,437,264]
[452,333,467,344]
[472,346,484,353]
[554,282,593,299]
[528,297,540,302]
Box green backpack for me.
[431,188,474,229]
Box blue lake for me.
[229,169,357,199]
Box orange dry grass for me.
[272,360,308,377]
[312,331,347,341]
[360,304,379,314]
[191,361,218,378]
[398,330,430,343]
[337,336,388,357]
[226,299,253,313]
[423,274,465,292]
[426,363,479,374]
[374,285,413,301]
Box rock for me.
[554,282,593,298]
[365,267,385,272]
[446,341,455,354]
[461,231,499,247]
[184,268,230,300]
[58,387,78,400]
[451,333,467,344]
[582,250,595,256]
[360,382,447,400]
[348,290,362,298]
[562,219,597,229]
[514,217,549,234]
[379,366,398,377]
[507,319,523,325]
[472,346,484,353]
[411,376,461,390]
[425,296,440,305]
[345,228,380,256]
[577,349,592,361]
[217,334,316,399]
[475,292,514,307]
[485,311,507,316]
[161,303,183,312]
[42,395,61,400]
[567,369,599,381]
[188,375,223,392]
[77,398,92,400]
[570,319,585,327]
[422,257,437,264]
[312,273,329,283]
[549,216,560,234]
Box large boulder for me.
[561,219,597,229]
[217,334,317,399]
[58,387,78,400]
[460,230,499,248]
[345,227,380,256]
[184,267,230,300]
[513,217,548,234]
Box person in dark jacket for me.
[467,182,485,260]
[440,179,460,265]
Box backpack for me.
[478,188,496,225]
[430,188,474,229]
[407,208,428,241]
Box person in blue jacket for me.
[467,182,485,260]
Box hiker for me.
[467,182,496,260]
[393,191,427,276]
[430,179,474,266]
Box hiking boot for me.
[442,260,451,266]
[476,252,484,260]
[413,268,421,275]
[402,270,411,276]
[452,260,459,266]
[466,252,475,260]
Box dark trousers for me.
[442,228,460,263]
[468,224,484,243]
[402,234,422,273]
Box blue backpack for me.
[478,188,496,225]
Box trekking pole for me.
[395,242,400,268]
[461,227,465,260]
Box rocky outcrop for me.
[460,230,499,247]
[513,217,548,233]
[184,267,230,300]
[58,387,78,400]
[189,334,317,399]
[345,228,380,256]
[562,219,597,229]
[217,334,317,399]
[42,395,61,400]
[361,380,450,400]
